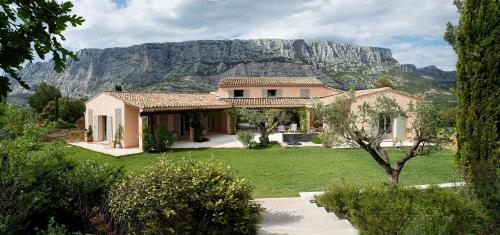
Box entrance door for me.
[102,116,107,142]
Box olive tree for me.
[313,91,448,183]
[238,108,290,146]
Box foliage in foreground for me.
[452,0,499,218]
[0,139,123,234]
[108,159,263,234]
[0,1,84,99]
[0,105,123,234]
[317,184,493,235]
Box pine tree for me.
[455,0,499,214]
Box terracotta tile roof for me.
[319,87,421,104]
[222,98,311,108]
[103,91,232,111]
[218,77,325,88]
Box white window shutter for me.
[300,89,310,98]
[229,90,234,98]
[276,89,283,97]
[262,89,267,97]
[107,117,113,143]
[244,89,250,98]
[395,115,406,139]
[93,116,99,140]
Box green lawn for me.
[66,146,460,198]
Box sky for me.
[62,0,459,71]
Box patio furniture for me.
[288,123,298,133]
[278,125,286,133]
[282,132,319,143]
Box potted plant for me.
[114,124,123,149]
[85,125,93,142]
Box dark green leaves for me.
[0,1,84,100]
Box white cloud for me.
[63,0,459,70]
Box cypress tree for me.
[455,0,499,216]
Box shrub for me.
[317,184,491,234]
[0,140,123,234]
[85,125,93,138]
[114,124,123,146]
[236,130,254,148]
[108,159,263,234]
[318,130,334,148]
[311,135,321,144]
[142,126,154,152]
[154,126,173,151]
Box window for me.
[233,90,244,97]
[267,89,277,97]
[300,89,310,98]
[378,114,392,133]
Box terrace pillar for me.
[138,115,143,151]
[306,109,312,131]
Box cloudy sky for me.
[63,0,459,70]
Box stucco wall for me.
[123,104,140,148]
[350,90,419,141]
[85,94,140,148]
[217,86,339,98]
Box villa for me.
[84,77,420,150]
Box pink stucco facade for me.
[85,85,420,150]
[85,94,140,148]
[216,86,340,98]
[350,90,420,141]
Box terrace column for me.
[138,115,143,151]
[306,109,312,131]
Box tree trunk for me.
[259,128,270,146]
[388,170,400,183]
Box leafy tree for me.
[443,0,464,52]
[0,102,36,140]
[374,75,396,89]
[313,91,448,183]
[28,82,61,113]
[238,108,291,146]
[0,1,84,100]
[452,0,499,217]
[40,100,57,121]
[58,97,85,123]
[114,84,123,91]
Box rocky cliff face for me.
[10,39,453,102]
[401,64,455,81]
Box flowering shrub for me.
[108,159,263,234]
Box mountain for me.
[9,39,455,105]
[401,64,455,82]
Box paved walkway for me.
[69,141,142,156]
[256,197,357,235]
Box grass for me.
[66,145,460,198]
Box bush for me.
[318,130,334,148]
[236,130,254,148]
[154,126,173,151]
[311,135,321,144]
[58,97,85,124]
[108,159,263,234]
[0,140,123,234]
[142,126,154,152]
[317,184,491,234]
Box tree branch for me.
[396,139,423,170]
